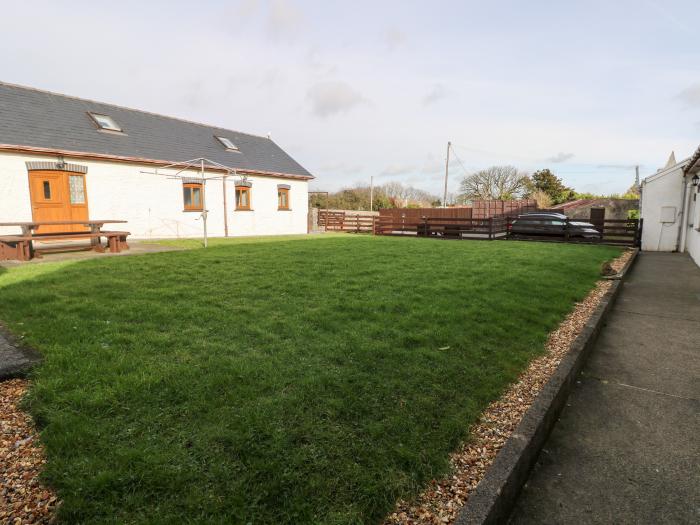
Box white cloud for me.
[383,28,406,50]
[267,0,304,38]
[596,163,636,170]
[675,83,700,107]
[380,164,415,176]
[1,2,694,197]
[305,47,337,76]
[306,81,366,117]
[420,156,445,174]
[546,152,575,163]
[319,162,363,176]
[423,84,449,106]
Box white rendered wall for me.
[685,188,700,266]
[640,167,684,252]
[0,151,309,238]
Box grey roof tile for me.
[0,82,313,179]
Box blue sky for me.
[2,0,699,196]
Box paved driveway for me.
[510,252,700,524]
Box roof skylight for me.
[89,113,122,132]
[216,136,238,151]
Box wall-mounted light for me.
[692,173,699,187]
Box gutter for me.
[0,144,315,181]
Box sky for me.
[2,0,699,196]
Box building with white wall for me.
[0,82,313,239]
[640,146,700,266]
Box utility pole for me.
[443,141,451,208]
[635,165,640,186]
[370,175,374,211]
[200,158,208,248]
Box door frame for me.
[26,163,90,232]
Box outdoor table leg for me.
[90,224,103,251]
[21,225,36,260]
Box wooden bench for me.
[0,230,130,261]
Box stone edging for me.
[0,322,42,381]
[454,248,640,525]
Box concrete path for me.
[510,252,700,524]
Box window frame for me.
[183,182,204,212]
[277,187,290,210]
[42,180,52,200]
[235,185,252,211]
[215,136,239,151]
[68,174,87,205]
[88,112,123,132]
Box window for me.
[235,186,251,210]
[88,113,122,132]
[183,183,203,211]
[69,175,86,204]
[278,187,290,210]
[42,180,51,199]
[216,136,238,150]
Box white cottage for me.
[640,146,700,266]
[0,82,313,239]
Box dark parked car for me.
[509,212,602,239]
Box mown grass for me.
[0,236,620,524]
[154,233,345,250]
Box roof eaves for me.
[0,144,314,180]
[682,144,700,175]
[642,158,690,184]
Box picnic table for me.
[0,220,130,261]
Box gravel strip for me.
[1,379,58,524]
[385,250,633,525]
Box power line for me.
[449,145,471,177]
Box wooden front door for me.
[28,170,89,233]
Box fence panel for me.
[505,217,641,246]
[319,210,376,233]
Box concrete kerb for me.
[454,248,640,525]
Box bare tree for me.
[458,166,531,200]
[379,182,438,206]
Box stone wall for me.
[559,199,639,221]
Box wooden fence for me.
[318,210,376,233]
[471,199,537,218]
[319,203,642,246]
[374,214,642,246]
[375,215,506,240]
[504,217,642,246]
[378,207,473,222]
[376,200,538,223]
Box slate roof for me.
[0,81,313,179]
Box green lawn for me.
[0,236,620,524]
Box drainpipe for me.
[679,177,692,252]
[222,174,229,237]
